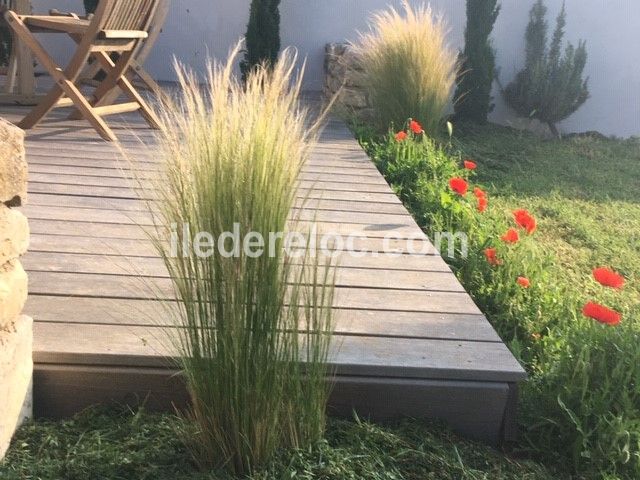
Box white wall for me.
[31,1,640,136]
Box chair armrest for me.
[48,9,93,20]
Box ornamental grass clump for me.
[147,44,334,475]
[352,1,458,136]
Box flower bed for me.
[356,121,640,479]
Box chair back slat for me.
[102,0,158,32]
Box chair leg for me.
[59,78,118,142]
[18,86,64,129]
[68,51,123,120]
[130,60,163,97]
[73,62,164,120]
[117,74,163,130]
[93,51,163,131]
[5,12,117,141]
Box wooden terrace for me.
[1,103,526,444]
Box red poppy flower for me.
[395,131,408,141]
[473,187,486,198]
[464,160,477,170]
[484,247,501,266]
[477,196,488,212]
[513,209,537,234]
[449,177,468,196]
[501,228,520,244]
[592,267,625,289]
[409,119,423,134]
[517,276,531,288]
[582,302,622,326]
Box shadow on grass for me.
[454,122,640,204]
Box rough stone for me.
[340,88,369,109]
[0,205,30,266]
[0,260,28,330]
[0,315,33,459]
[0,118,27,207]
[324,43,371,117]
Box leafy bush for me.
[240,0,281,82]
[351,1,457,136]
[503,0,589,137]
[524,321,640,477]
[454,0,501,123]
[148,44,334,475]
[357,123,639,479]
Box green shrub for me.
[148,44,334,476]
[454,0,501,124]
[524,321,640,477]
[503,0,589,137]
[351,1,458,136]
[240,0,281,82]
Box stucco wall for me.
[31,0,640,136]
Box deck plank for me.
[22,252,465,292]
[26,295,501,342]
[27,271,481,314]
[32,322,522,382]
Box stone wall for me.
[323,43,372,119]
[0,118,32,460]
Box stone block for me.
[0,315,33,459]
[323,43,370,114]
[0,118,27,207]
[0,206,30,266]
[340,88,369,109]
[0,260,28,330]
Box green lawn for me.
[455,124,639,318]
[0,407,554,480]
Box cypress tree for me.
[240,0,281,82]
[454,0,501,123]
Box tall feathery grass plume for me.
[351,1,458,136]
[144,43,335,475]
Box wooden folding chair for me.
[4,0,163,141]
[77,0,169,100]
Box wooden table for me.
[0,0,38,104]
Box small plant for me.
[351,1,458,136]
[148,44,334,475]
[453,0,501,124]
[503,0,589,137]
[240,0,281,82]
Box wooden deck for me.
[2,103,526,444]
